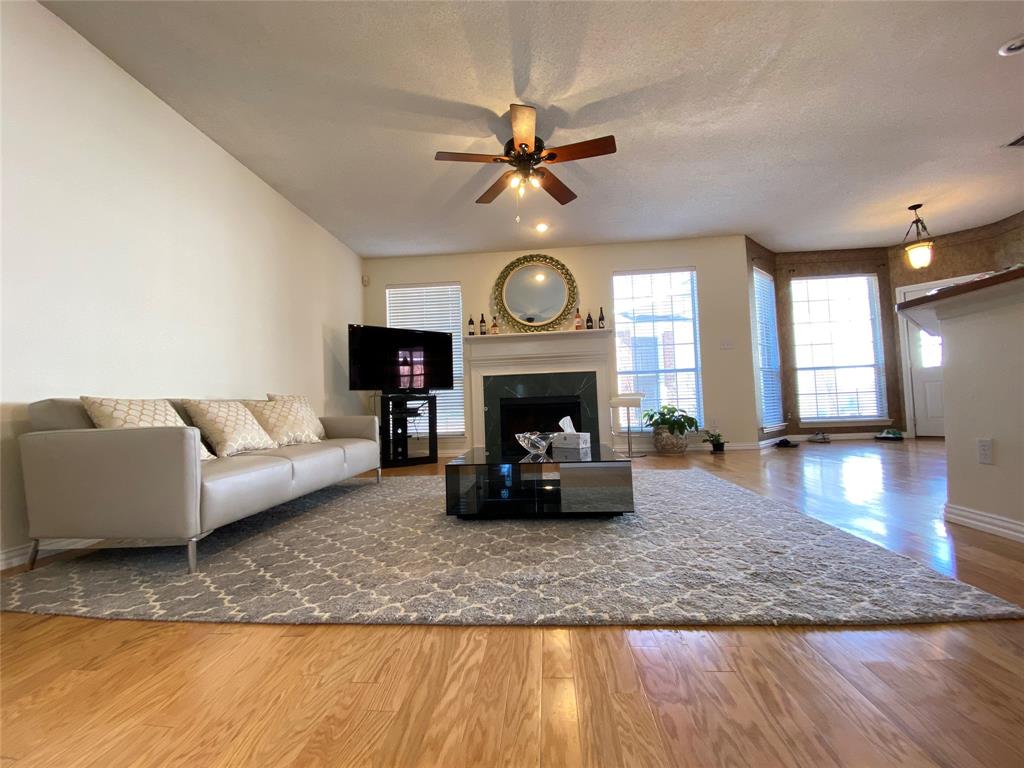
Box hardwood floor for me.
[2,440,1022,767]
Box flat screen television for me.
[348,324,454,394]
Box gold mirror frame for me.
[493,254,579,333]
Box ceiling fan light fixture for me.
[510,175,521,189]
[529,175,541,189]
[535,222,549,233]
[901,203,934,270]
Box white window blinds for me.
[753,269,784,428]
[791,275,888,421]
[612,269,704,429]
[385,283,465,435]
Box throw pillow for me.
[81,397,215,461]
[267,393,326,438]
[243,399,322,447]
[182,400,277,457]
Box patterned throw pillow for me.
[243,399,322,447]
[81,397,215,461]
[267,394,325,438]
[182,400,277,457]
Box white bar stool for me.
[609,393,646,458]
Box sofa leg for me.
[376,467,382,484]
[27,539,39,571]
[187,538,198,574]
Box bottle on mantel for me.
[479,313,487,336]
[585,312,594,330]
[574,308,583,330]
[467,316,475,336]
[490,316,499,335]
[598,307,606,329]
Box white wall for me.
[362,236,762,452]
[0,2,364,553]
[941,294,1024,538]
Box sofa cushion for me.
[29,398,97,431]
[243,399,322,447]
[253,443,347,496]
[82,396,214,461]
[267,394,326,439]
[324,438,379,476]
[200,454,294,530]
[183,400,277,457]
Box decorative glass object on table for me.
[515,431,555,459]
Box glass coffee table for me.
[445,445,633,518]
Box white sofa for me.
[19,398,380,572]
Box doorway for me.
[897,274,984,437]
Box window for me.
[613,270,703,429]
[791,275,887,421]
[918,329,942,369]
[752,268,784,428]
[385,283,464,435]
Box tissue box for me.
[551,432,591,450]
[552,446,591,462]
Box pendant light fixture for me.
[902,203,934,269]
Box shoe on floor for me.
[874,429,904,441]
[808,432,831,443]
[774,438,798,448]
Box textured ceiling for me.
[45,1,1024,257]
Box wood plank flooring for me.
[2,440,1023,767]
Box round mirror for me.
[494,254,578,332]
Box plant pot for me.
[711,442,725,453]
[652,426,690,454]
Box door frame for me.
[896,274,984,438]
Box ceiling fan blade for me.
[476,170,516,204]
[543,135,617,163]
[537,169,577,205]
[435,151,507,163]
[510,104,536,153]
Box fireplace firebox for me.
[498,396,582,457]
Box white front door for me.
[898,274,984,438]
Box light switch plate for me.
[977,438,994,465]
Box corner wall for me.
[361,236,762,451]
[0,2,364,555]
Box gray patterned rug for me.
[2,470,1021,626]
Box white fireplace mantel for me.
[463,328,615,447]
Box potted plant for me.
[641,404,700,454]
[702,429,727,453]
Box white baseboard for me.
[944,503,1024,544]
[0,538,100,570]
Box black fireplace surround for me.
[482,371,599,459]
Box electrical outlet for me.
[977,438,994,465]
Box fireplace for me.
[482,371,599,458]
[498,396,583,457]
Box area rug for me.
[2,470,1021,626]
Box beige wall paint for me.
[0,2,364,552]
[941,295,1024,528]
[362,236,762,451]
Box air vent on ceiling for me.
[1007,134,1024,148]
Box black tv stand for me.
[377,393,437,468]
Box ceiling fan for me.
[434,104,617,205]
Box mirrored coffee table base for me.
[445,446,634,518]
